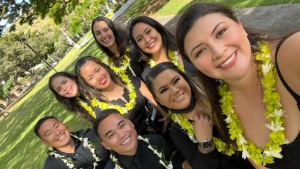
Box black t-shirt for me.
[43,129,109,169]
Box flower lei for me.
[110,135,173,169]
[168,109,235,156]
[89,75,136,115]
[108,47,130,75]
[77,98,96,118]
[48,134,101,169]
[218,41,287,165]
[148,50,184,71]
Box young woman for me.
[91,16,145,78]
[75,56,169,134]
[176,3,300,168]
[128,16,197,81]
[146,62,254,169]
[48,72,94,123]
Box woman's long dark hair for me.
[91,16,129,66]
[175,3,281,148]
[48,72,94,123]
[75,56,126,102]
[129,16,177,59]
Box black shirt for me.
[104,134,170,169]
[44,129,109,169]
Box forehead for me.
[152,69,181,87]
[132,22,152,34]
[38,118,59,135]
[51,76,69,87]
[97,114,126,134]
[93,21,109,30]
[81,60,102,72]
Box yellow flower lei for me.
[148,50,184,71]
[89,74,137,115]
[77,98,96,119]
[218,41,286,165]
[108,47,130,75]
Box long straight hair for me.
[128,16,177,59]
[75,56,127,102]
[175,3,281,148]
[48,72,94,122]
[91,16,129,66]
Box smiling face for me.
[51,76,79,98]
[39,118,72,149]
[132,22,163,56]
[93,20,116,49]
[184,13,252,82]
[79,60,111,90]
[98,113,138,156]
[152,69,192,110]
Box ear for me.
[101,141,111,150]
[237,20,248,36]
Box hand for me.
[192,113,213,142]
[158,114,171,134]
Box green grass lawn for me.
[125,0,300,18]
[1,0,300,168]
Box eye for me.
[57,87,61,93]
[216,29,226,38]
[174,77,180,84]
[55,124,59,128]
[47,132,52,136]
[146,29,151,34]
[108,133,115,139]
[96,68,100,72]
[196,48,206,58]
[136,37,142,42]
[120,123,125,129]
[159,88,168,94]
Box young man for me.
[93,109,172,169]
[34,116,109,169]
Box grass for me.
[125,0,300,17]
[2,0,300,168]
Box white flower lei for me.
[48,134,102,169]
[110,135,173,169]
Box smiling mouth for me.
[121,136,131,145]
[173,93,184,102]
[218,51,237,68]
[99,77,106,85]
[148,41,155,48]
[103,37,110,43]
[57,133,65,141]
[67,87,72,94]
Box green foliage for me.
[105,12,114,19]
[0,78,14,100]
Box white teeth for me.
[122,137,130,145]
[174,94,184,101]
[220,52,236,67]
[148,41,155,48]
[58,134,64,141]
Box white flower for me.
[225,115,232,123]
[265,121,284,133]
[284,139,289,144]
[83,138,88,147]
[262,61,272,75]
[166,162,173,169]
[241,145,250,159]
[264,147,283,159]
[238,134,247,145]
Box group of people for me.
[34,2,300,169]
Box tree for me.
[1,0,80,35]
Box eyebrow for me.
[55,80,64,91]
[157,76,178,93]
[43,122,58,136]
[104,120,125,138]
[189,22,225,56]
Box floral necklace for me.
[90,74,137,115]
[218,41,287,165]
[168,109,235,156]
[77,97,96,118]
[48,134,101,169]
[148,50,184,71]
[110,135,173,169]
[108,47,131,75]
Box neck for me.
[56,137,75,153]
[227,59,260,95]
[151,47,168,63]
[118,141,138,156]
[181,102,201,120]
[108,43,120,57]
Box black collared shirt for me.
[104,134,170,169]
[44,129,109,169]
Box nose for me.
[144,35,151,44]
[210,42,226,60]
[170,85,180,95]
[117,130,126,140]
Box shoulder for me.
[44,154,66,169]
[128,75,142,87]
[104,159,115,169]
[141,134,166,147]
